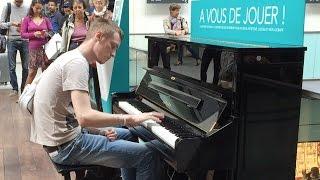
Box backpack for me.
[0,36,6,53]
[0,3,11,53]
[18,73,44,115]
[0,3,12,35]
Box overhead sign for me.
[191,0,306,46]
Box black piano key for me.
[125,100,199,138]
[162,117,198,138]
[127,99,154,112]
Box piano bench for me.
[50,160,104,180]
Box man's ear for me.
[95,32,103,41]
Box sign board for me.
[191,0,306,46]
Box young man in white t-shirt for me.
[31,18,163,180]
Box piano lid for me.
[136,69,227,136]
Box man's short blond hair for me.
[86,18,124,41]
[169,4,181,11]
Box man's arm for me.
[0,4,11,29]
[51,17,59,33]
[71,90,163,128]
[56,12,65,33]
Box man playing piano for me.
[31,18,164,180]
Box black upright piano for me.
[112,35,306,180]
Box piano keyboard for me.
[118,101,179,149]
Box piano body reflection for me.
[113,35,306,180]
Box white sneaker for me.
[9,90,18,97]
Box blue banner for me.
[97,0,129,113]
[191,0,306,46]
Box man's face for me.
[93,0,106,10]
[64,7,72,15]
[93,32,121,64]
[170,9,180,18]
[14,0,23,7]
[48,2,57,13]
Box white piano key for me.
[118,101,178,149]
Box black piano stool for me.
[49,158,104,180]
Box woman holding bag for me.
[21,0,52,85]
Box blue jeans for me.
[50,128,161,180]
[7,39,29,91]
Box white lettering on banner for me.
[199,9,205,23]
[199,5,286,26]
[199,8,228,24]
[243,6,278,25]
[229,8,241,24]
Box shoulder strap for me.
[5,3,11,23]
[180,17,184,30]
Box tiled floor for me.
[0,89,66,180]
[0,64,21,91]
[303,80,320,95]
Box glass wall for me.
[129,34,149,87]
[295,92,320,179]
[129,48,148,87]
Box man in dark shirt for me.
[47,0,64,34]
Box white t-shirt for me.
[31,49,89,146]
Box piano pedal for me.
[167,169,175,180]
[162,163,188,180]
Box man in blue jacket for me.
[47,0,64,34]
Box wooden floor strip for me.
[4,147,22,180]
[0,149,4,180]
[0,89,64,180]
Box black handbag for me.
[0,3,11,36]
[0,35,6,53]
